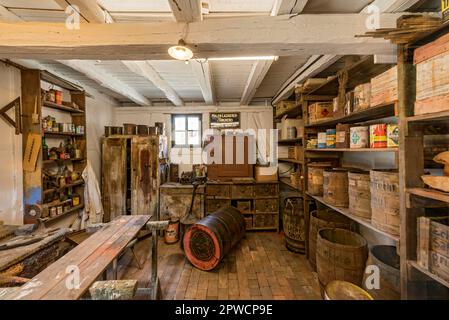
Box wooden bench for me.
[1,215,150,300]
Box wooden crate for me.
[417,216,449,283]
[370,66,398,107]
[275,101,296,117]
[353,83,371,112]
[236,200,252,213]
[255,199,279,213]
[415,40,449,115]
[308,102,333,124]
[231,184,254,199]
[254,183,278,197]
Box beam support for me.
[122,61,184,107]
[271,0,308,15]
[0,14,402,60]
[168,0,202,22]
[241,60,274,106]
[54,0,108,23]
[190,60,215,105]
[59,60,150,106]
[0,5,22,21]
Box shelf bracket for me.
[0,97,21,135]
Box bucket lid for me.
[325,281,373,300]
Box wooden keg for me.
[362,245,400,300]
[123,123,137,135]
[323,169,349,207]
[309,210,350,271]
[316,228,368,294]
[325,280,373,300]
[183,207,245,271]
[348,171,372,219]
[370,170,400,236]
[283,197,305,254]
[137,125,149,135]
[307,162,332,196]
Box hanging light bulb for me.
[168,39,193,61]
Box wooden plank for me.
[407,188,449,203]
[5,216,149,300]
[409,261,449,289]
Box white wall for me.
[0,63,118,225]
[113,105,274,173]
[0,63,23,225]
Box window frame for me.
[171,114,203,148]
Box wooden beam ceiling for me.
[241,60,273,105]
[271,0,309,15]
[0,14,402,60]
[122,61,184,106]
[60,60,150,105]
[361,0,422,13]
[190,60,215,105]
[53,0,108,23]
[168,0,203,22]
[0,5,22,21]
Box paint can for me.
[318,132,327,149]
[287,127,297,140]
[336,124,351,149]
[350,126,369,149]
[155,122,165,135]
[55,90,63,105]
[148,126,158,135]
[137,125,149,135]
[370,124,388,148]
[123,123,137,135]
[165,219,180,244]
[326,129,336,149]
[387,124,399,148]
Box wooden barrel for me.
[307,163,332,196]
[325,280,373,300]
[370,170,400,236]
[323,169,349,207]
[316,228,368,294]
[348,171,372,219]
[309,210,351,271]
[283,197,305,254]
[123,123,137,135]
[183,207,245,271]
[362,245,400,300]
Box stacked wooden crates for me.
[205,181,279,231]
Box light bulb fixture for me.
[168,39,193,61]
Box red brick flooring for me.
[119,232,321,300]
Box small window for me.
[172,114,202,148]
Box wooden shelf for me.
[42,204,84,224]
[44,132,84,138]
[306,148,398,153]
[306,102,397,128]
[43,158,85,165]
[280,177,302,191]
[43,180,85,194]
[306,192,400,243]
[408,261,449,289]
[274,107,302,120]
[278,138,302,144]
[279,158,303,164]
[43,101,84,114]
[407,188,449,204]
[306,56,394,96]
[406,110,449,124]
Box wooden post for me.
[397,44,426,300]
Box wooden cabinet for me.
[205,181,279,231]
[102,135,168,222]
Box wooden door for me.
[102,138,127,222]
[131,136,158,217]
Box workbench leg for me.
[112,258,118,280]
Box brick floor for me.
[118,232,322,300]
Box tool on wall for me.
[32,96,40,124]
[0,97,21,135]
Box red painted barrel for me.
[183,207,245,271]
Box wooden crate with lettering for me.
[370,66,398,107]
[417,216,449,283]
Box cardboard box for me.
[255,166,278,182]
[308,102,333,124]
[353,83,371,112]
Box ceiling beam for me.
[122,61,184,107]
[168,0,202,22]
[241,60,273,106]
[361,0,421,13]
[0,5,22,21]
[190,60,215,105]
[273,55,342,105]
[59,60,150,106]
[271,0,308,15]
[0,14,402,60]
[54,0,109,23]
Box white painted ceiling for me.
[0,0,436,106]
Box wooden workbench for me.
[1,215,150,300]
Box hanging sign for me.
[210,112,241,129]
[443,0,449,22]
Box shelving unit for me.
[306,148,398,153]
[21,69,87,225]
